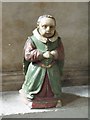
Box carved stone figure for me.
[19,15,64,108]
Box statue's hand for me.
[43,51,52,58]
[50,50,58,59]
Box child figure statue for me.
[19,15,64,109]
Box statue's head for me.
[37,15,56,38]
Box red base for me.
[20,96,58,108]
[32,98,58,109]
[19,89,61,109]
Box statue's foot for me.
[19,89,32,105]
[56,100,62,108]
[28,102,33,108]
[19,89,26,96]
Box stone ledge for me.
[1,66,88,91]
[0,86,89,118]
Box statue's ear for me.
[37,24,39,28]
[37,26,39,28]
[37,22,40,28]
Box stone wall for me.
[1,2,88,91]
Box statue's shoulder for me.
[56,36,61,44]
[25,35,36,47]
[57,36,61,41]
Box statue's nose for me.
[46,26,50,32]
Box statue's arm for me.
[56,39,65,76]
[51,38,65,61]
[24,38,43,62]
[57,40,65,61]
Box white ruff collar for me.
[32,28,59,43]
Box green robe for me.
[22,35,64,99]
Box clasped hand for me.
[43,51,53,59]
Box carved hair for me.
[37,15,56,26]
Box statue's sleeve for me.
[24,37,43,62]
[57,38,65,76]
[57,38,64,61]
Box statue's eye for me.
[50,26,54,29]
[42,25,47,28]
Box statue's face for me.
[38,18,56,38]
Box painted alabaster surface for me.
[19,15,64,108]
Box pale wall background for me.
[2,2,88,91]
